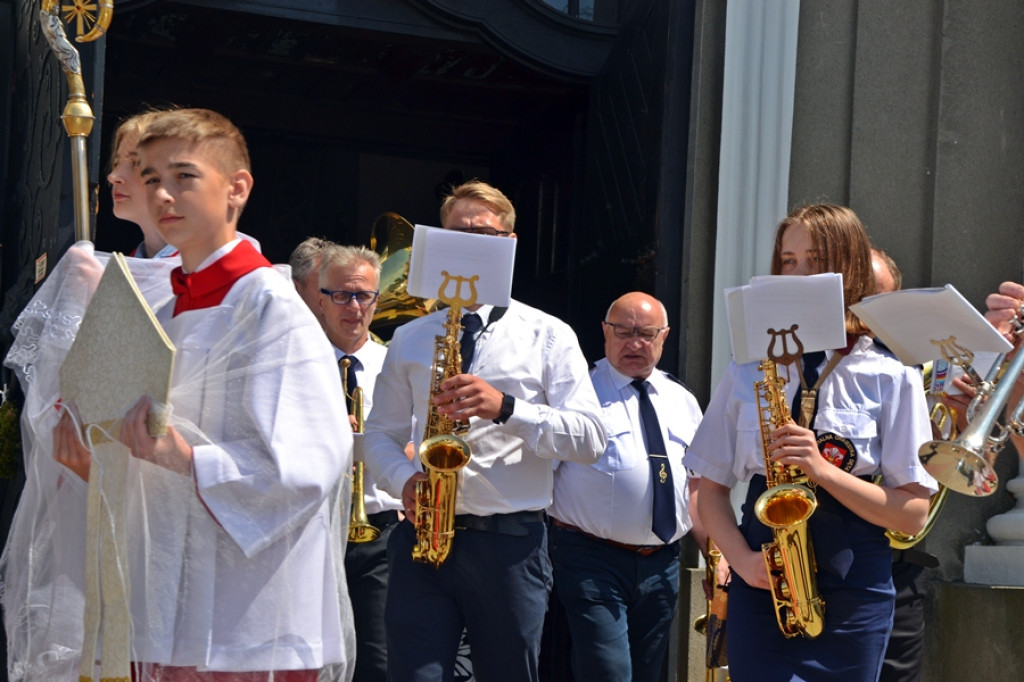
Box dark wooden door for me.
[569,0,695,372]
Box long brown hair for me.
[771,204,874,336]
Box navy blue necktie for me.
[631,379,676,543]
[460,312,483,373]
[340,355,358,415]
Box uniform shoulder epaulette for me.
[659,370,692,392]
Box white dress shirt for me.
[333,338,402,515]
[548,359,703,545]
[364,300,606,515]
[687,336,938,492]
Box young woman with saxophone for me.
[687,204,938,681]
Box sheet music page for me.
[724,286,748,362]
[730,273,846,363]
[407,224,516,306]
[849,284,1012,366]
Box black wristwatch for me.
[493,392,515,424]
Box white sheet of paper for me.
[727,273,847,363]
[849,284,1012,366]
[407,225,515,306]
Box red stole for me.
[170,240,271,316]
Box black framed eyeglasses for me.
[320,288,380,307]
[602,321,667,343]
[447,225,512,237]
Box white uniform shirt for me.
[687,336,938,492]
[333,338,402,515]
[364,300,606,515]
[548,359,703,545]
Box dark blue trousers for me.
[727,476,895,682]
[345,510,400,682]
[385,517,552,682]
[549,525,679,682]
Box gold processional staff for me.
[39,0,113,243]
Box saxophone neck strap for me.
[796,351,844,429]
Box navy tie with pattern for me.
[460,312,483,373]
[631,379,676,543]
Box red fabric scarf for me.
[170,240,271,316]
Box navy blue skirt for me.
[726,475,895,682]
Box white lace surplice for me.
[1,243,356,680]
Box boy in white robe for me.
[6,108,354,681]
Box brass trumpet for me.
[342,358,380,543]
[918,321,1024,497]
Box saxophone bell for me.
[413,433,471,568]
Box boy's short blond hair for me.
[138,108,251,177]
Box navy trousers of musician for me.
[345,511,400,682]
[728,476,895,682]
[384,517,552,682]
[549,525,680,682]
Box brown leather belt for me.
[550,518,669,557]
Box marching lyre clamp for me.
[767,324,804,367]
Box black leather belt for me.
[550,518,672,557]
[453,510,545,537]
[367,510,400,527]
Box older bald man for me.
[548,291,706,682]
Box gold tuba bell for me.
[753,326,825,639]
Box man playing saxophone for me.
[317,243,401,682]
[688,205,936,681]
[363,180,605,682]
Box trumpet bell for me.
[348,522,381,543]
[918,440,998,497]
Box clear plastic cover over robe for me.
[1,243,356,681]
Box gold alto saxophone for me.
[753,327,825,639]
[412,272,476,568]
[342,359,380,543]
